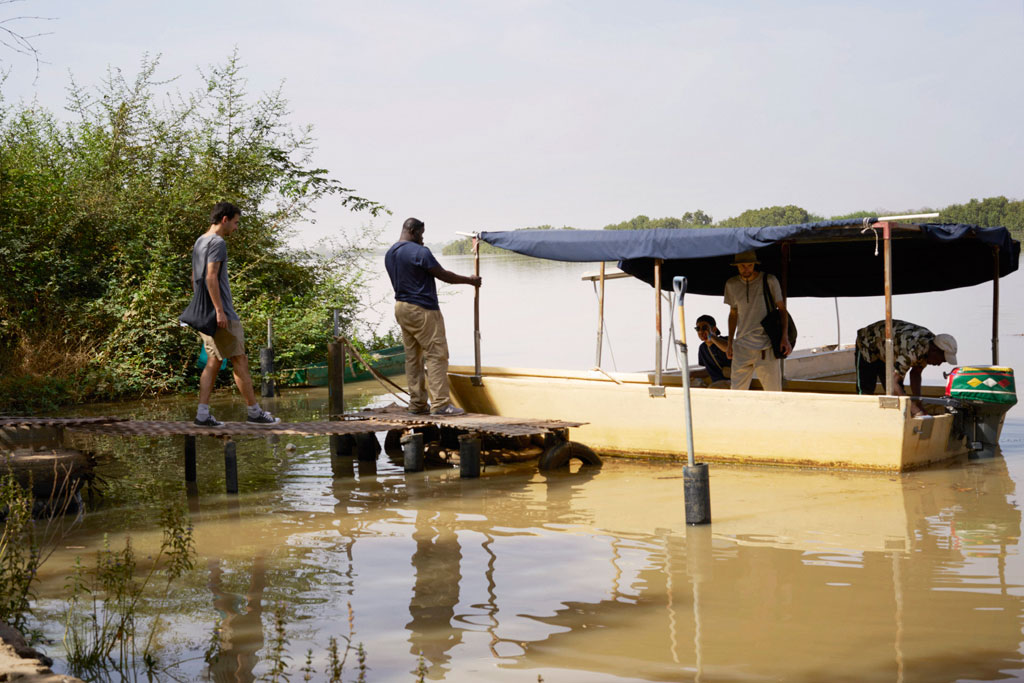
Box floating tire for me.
[538,441,602,470]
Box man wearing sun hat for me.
[855,319,958,416]
[724,249,790,391]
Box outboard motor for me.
[945,366,1017,458]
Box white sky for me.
[3,0,1023,246]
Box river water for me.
[31,253,1024,681]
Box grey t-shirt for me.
[191,233,239,321]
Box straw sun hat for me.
[731,250,760,265]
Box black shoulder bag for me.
[179,277,218,337]
[760,274,797,359]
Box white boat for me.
[449,217,1020,471]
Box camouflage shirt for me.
[855,320,934,378]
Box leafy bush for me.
[0,52,388,410]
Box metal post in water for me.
[673,276,710,525]
[224,439,238,494]
[402,432,424,472]
[459,434,481,479]
[184,435,197,483]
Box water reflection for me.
[207,554,267,683]
[407,510,464,677]
[33,388,1024,681]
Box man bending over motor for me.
[855,319,958,416]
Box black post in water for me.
[355,433,381,462]
[459,434,481,479]
[673,275,711,526]
[330,434,354,458]
[327,341,345,417]
[683,463,711,525]
[260,347,275,398]
[184,435,197,483]
[186,482,200,515]
[264,317,276,397]
[402,432,424,472]
[224,440,238,494]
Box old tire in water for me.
[538,441,602,470]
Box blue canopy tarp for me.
[478,220,1019,297]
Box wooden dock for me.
[1,409,589,494]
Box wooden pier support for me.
[260,347,275,398]
[261,318,275,398]
[402,433,424,472]
[224,440,238,494]
[330,434,354,458]
[327,341,345,417]
[459,434,481,479]
[355,433,380,462]
[184,435,197,483]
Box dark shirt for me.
[384,241,441,310]
[698,341,731,383]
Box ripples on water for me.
[29,386,1024,682]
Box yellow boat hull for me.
[449,366,970,471]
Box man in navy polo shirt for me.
[385,217,481,415]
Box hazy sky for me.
[4,0,1023,245]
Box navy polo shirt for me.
[384,241,441,310]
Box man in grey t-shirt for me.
[191,201,279,426]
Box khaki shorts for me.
[199,320,246,361]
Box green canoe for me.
[288,345,406,387]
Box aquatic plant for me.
[0,467,82,633]
[61,504,195,680]
[255,601,366,683]
[0,472,39,631]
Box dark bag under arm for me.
[179,278,218,337]
[759,275,797,359]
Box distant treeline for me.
[441,197,1024,255]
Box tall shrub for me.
[0,53,387,401]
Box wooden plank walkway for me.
[2,410,588,494]
[2,410,584,439]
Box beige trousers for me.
[395,301,451,411]
[730,345,782,391]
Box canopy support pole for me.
[472,234,483,385]
[595,262,606,367]
[654,259,663,387]
[455,230,484,385]
[882,222,895,396]
[780,241,791,383]
[992,245,1000,365]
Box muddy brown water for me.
[22,261,1024,680]
[22,382,1024,682]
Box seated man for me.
[695,314,731,386]
[855,319,958,416]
